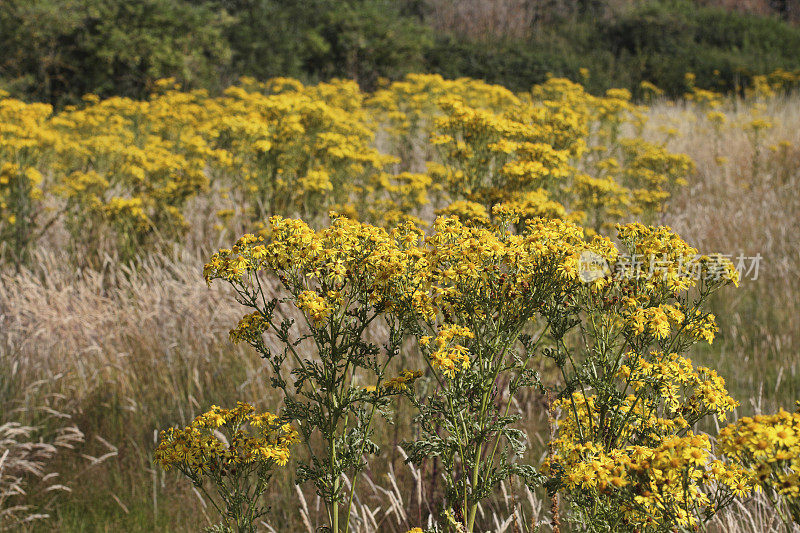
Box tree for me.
[0,0,232,105]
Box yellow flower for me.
[297,290,334,327]
[380,370,423,393]
[427,324,474,378]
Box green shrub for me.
[0,0,231,105]
[599,1,800,96]
[426,1,800,98]
[212,0,430,90]
[2,0,800,104]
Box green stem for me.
[342,400,378,533]
[466,333,508,532]
[466,442,482,532]
[420,351,470,526]
[330,433,339,532]
[483,325,550,485]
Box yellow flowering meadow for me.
[9,69,784,530]
[0,72,702,265]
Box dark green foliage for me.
[424,36,565,92]
[210,0,430,88]
[209,0,310,82]
[597,1,800,95]
[301,0,431,89]
[425,1,800,97]
[0,0,232,105]
[2,0,800,104]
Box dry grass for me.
[422,0,642,39]
[1,94,799,531]
[0,380,85,530]
[698,0,800,23]
[651,95,800,409]
[424,0,538,41]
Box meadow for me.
[1,72,799,532]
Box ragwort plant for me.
[51,89,215,261]
[0,96,52,263]
[542,223,750,531]
[203,215,426,532]
[155,402,296,532]
[425,78,693,235]
[31,70,795,530]
[397,210,602,532]
[0,72,703,265]
[367,73,521,169]
[201,214,755,532]
[215,79,396,225]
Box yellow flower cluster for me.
[0,163,43,226]
[746,69,800,99]
[414,75,693,232]
[719,409,800,523]
[366,171,432,226]
[228,312,269,345]
[543,393,744,531]
[423,214,589,314]
[618,351,738,421]
[297,290,334,327]
[546,349,746,529]
[0,77,411,260]
[215,78,396,221]
[381,369,424,393]
[617,138,694,219]
[0,99,51,253]
[421,324,474,378]
[207,212,602,347]
[204,215,435,340]
[369,73,520,141]
[615,222,739,293]
[546,426,754,528]
[202,210,752,531]
[626,304,683,339]
[155,402,297,476]
[436,199,490,226]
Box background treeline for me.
[2,0,800,106]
